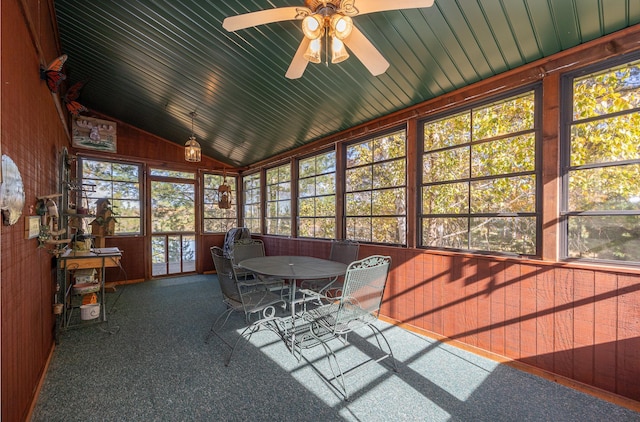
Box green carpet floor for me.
[31,274,639,421]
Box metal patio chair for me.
[205,246,285,346]
[227,255,397,401]
[300,239,359,297]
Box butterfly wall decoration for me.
[63,80,88,116]
[40,54,67,93]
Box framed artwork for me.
[25,216,40,239]
[72,117,117,153]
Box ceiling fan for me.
[223,0,435,79]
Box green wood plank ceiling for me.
[53,0,640,168]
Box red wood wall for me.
[1,1,70,421]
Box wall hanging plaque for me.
[72,116,117,152]
[0,154,25,225]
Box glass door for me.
[150,171,196,276]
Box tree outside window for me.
[421,90,538,255]
[345,130,406,244]
[243,172,261,234]
[298,151,336,239]
[265,164,291,236]
[564,56,640,262]
[203,173,237,233]
[81,158,141,235]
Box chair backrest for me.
[210,246,241,302]
[232,239,266,265]
[329,239,359,265]
[334,255,391,330]
[222,227,251,259]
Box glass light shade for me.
[331,37,349,63]
[184,136,201,162]
[331,14,352,40]
[302,15,324,39]
[304,38,322,64]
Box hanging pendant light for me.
[217,169,232,209]
[185,111,201,162]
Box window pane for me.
[372,188,405,215]
[471,175,536,213]
[345,191,371,216]
[346,217,372,242]
[422,217,468,248]
[570,113,640,166]
[299,197,315,217]
[372,217,406,244]
[423,147,470,183]
[472,134,535,177]
[473,93,535,140]
[568,215,640,261]
[424,112,470,150]
[345,166,372,191]
[373,159,405,188]
[346,141,373,167]
[423,183,468,215]
[470,217,536,254]
[573,59,640,120]
[568,164,640,211]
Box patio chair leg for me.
[205,307,234,344]
[367,324,398,373]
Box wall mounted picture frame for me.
[72,116,117,153]
[25,216,41,239]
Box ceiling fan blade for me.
[223,7,308,32]
[285,38,311,79]
[354,0,434,16]
[344,27,390,76]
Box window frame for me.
[265,163,292,236]
[202,172,238,234]
[343,127,407,246]
[560,51,640,265]
[78,156,143,236]
[418,85,542,257]
[242,171,262,234]
[297,149,337,240]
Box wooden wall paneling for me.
[462,256,479,347]
[430,254,446,336]
[616,274,640,400]
[535,266,555,372]
[475,259,493,351]
[489,261,506,356]
[572,269,596,386]
[593,272,618,393]
[419,252,434,332]
[519,264,539,366]
[504,262,522,359]
[553,268,575,379]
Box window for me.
[265,164,291,236]
[563,56,640,262]
[242,172,261,234]
[420,90,538,255]
[203,174,237,233]
[345,130,406,244]
[80,158,142,234]
[298,151,336,238]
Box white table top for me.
[238,256,347,280]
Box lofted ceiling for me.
[53,0,640,168]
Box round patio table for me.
[238,255,347,306]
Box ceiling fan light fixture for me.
[331,36,349,63]
[304,38,322,63]
[185,111,201,162]
[302,14,324,39]
[331,14,352,40]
